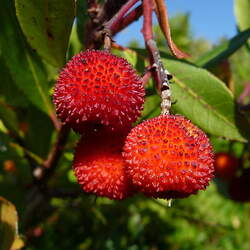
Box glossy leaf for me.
[68,25,82,60]
[24,106,54,157]
[0,59,28,108]
[0,0,54,117]
[195,29,250,68]
[0,197,19,250]
[141,95,161,120]
[15,0,75,67]
[235,0,250,48]
[120,48,250,142]
[163,57,250,142]
[235,0,250,31]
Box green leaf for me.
[0,58,28,108]
[0,197,19,250]
[163,58,250,142]
[68,24,82,60]
[0,101,19,137]
[0,0,54,117]
[195,29,250,68]
[76,0,88,46]
[141,95,161,120]
[235,0,250,31]
[235,0,250,48]
[15,0,75,67]
[24,106,54,157]
[113,49,146,73]
[115,48,250,142]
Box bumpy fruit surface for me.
[123,115,214,199]
[73,132,134,200]
[53,50,145,133]
[214,152,238,180]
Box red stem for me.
[43,125,70,170]
[49,113,61,131]
[104,0,140,33]
[142,0,172,114]
[142,0,153,41]
[112,4,143,36]
[142,68,152,86]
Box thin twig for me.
[103,0,139,50]
[43,125,70,170]
[7,132,39,173]
[9,142,44,165]
[86,0,141,49]
[104,0,139,34]
[142,67,153,86]
[29,125,70,183]
[142,0,153,41]
[142,0,172,115]
[112,4,143,36]
[49,112,61,131]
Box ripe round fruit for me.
[53,50,145,133]
[123,115,214,199]
[73,132,134,200]
[214,152,238,180]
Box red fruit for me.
[229,169,250,202]
[73,132,134,200]
[53,50,145,133]
[123,115,214,199]
[214,152,238,180]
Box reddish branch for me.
[85,0,141,49]
[49,112,61,131]
[112,4,143,36]
[41,125,70,178]
[142,0,153,41]
[104,0,139,33]
[142,0,172,114]
[103,0,140,50]
[142,68,153,86]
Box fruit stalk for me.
[142,0,172,115]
